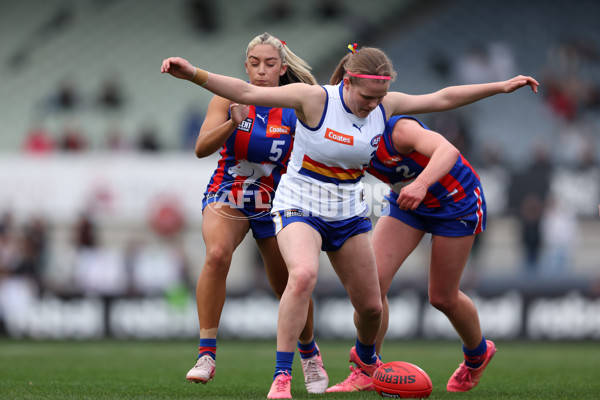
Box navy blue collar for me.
[338,81,353,114]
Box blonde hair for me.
[329,46,396,85]
[246,32,317,86]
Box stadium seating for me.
[0,0,413,150]
[1,0,599,298]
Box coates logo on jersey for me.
[266,124,291,138]
[371,134,382,147]
[325,128,354,145]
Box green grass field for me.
[1,339,599,399]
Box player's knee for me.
[288,269,318,296]
[357,299,383,320]
[204,246,233,271]
[428,294,457,313]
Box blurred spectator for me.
[427,111,473,161]
[180,107,204,151]
[123,239,143,297]
[547,36,598,76]
[315,0,342,20]
[468,142,511,281]
[52,78,81,111]
[427,48,453,80]
[487,41,517,80]
[0,211,12,235]
[539,196,579,277]
[188,0,219,33]
[72,212,127,296]
[23,122,54,154]
[265,0,293,20]
[123,197,189,297]
[476,142,511,217]
[137,123,162,152]
[0,212,20,273]
[97,75,125,110]
[0,212,45,332]
[577,141,598,171]
[454,41,516,84]
[454,43,493,84]
[518,192,544,274]
[16,216,49,295]
[74,212,98,249]
[510,141,553,210]
[510,141,553,275]
[59,119,87,152]
[23,216,49,266]
[552,121,593,167]
[543,36,599,122]
[543,75,578,122]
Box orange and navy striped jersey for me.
[368,115,481,208]
[204,105,295,210]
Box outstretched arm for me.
[383,75,539,116]
[161,56,316,114]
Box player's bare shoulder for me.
[295,84,327,127]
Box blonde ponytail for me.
[246,32,317,86]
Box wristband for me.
[190,68,209,87]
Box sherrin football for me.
[372,361,432,398]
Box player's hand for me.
[230,103,250,126]
[161,57,196,80]
[397,181,427,211]
[504,75,539,94]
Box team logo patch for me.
[383,155,402,166]
[324,128,354,145]
[285,209,304,218]
[266,124,290,138]
[371,134,382,147]
[237,117,253,132]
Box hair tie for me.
[347,43,358,54]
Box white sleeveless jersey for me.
[272,82,386,221]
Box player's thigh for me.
[371,216,425,294]
[202,202,250,255]
[328,232,380,308]
[429,234,475,296]
[276,221,322,281]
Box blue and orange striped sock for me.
[463,337,487,369]
[297,339,318,360]
[274,351,294,379]
[198,338,217,360]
